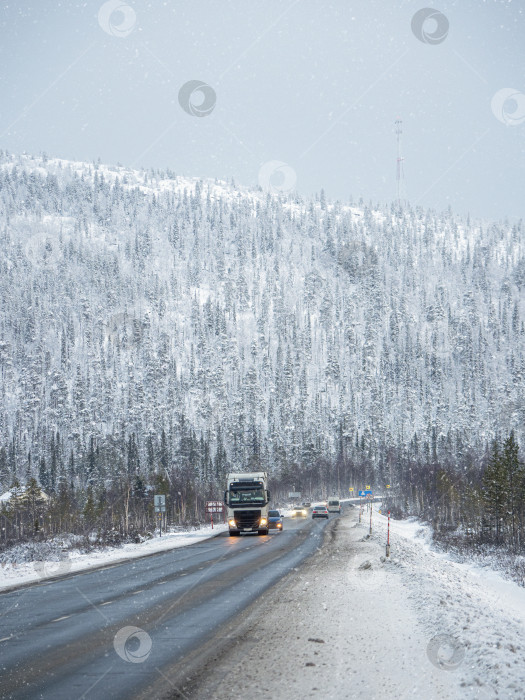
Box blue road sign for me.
[358,490,366,497]
[365,490,373,495]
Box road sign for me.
[154,494,166,513]
[154,495,167,536]
[386,484,391,488]
[365,485,371,490]
[349,487,354,492]
[205,500,224,513]
[288,492,301,498]
[206,500,224,529]
[365,490,373,496]
[358,490,366,497]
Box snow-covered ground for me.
[0,524,227,592]
[193,506,525,699]
[370,504,525,698]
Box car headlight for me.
[260,518,267,526]
[229,519,236,527]
[277,523,282,528]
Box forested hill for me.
[0,152,523,492]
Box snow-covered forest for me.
[0,151,523,540]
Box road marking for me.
[52,615,72,622]
[100,601,112,606]
[0,636,12,642]
[132,590,144,595]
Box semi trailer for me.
[224,472,270,536]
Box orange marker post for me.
[386,511,391,557]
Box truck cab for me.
[224,472,270,536]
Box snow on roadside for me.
[0,524,227,592]
[369,504,525,698]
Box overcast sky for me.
[1,0,524,219]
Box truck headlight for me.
[259,518,267,526]
[228,519,236,527]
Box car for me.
[291,505,308,517]
[268,509,284,531]
[312,505,329,519]
[302,502,312,508]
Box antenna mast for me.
[395,118,405,209]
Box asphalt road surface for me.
[0,514,331,699]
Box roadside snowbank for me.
[0,524,227,592]
[369,504,525,697]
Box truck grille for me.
[234,510,260,529]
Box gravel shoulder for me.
[187,509,463,700]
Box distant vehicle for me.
[268,510,283,531]
[302,502,312,508]
[312,505,329,519]
[291,506,308,517]
[224,472,271,536]
[327,498,341,514]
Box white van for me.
[327,498,341,514]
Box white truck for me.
[327,497,341,514]
[224,472,271,536]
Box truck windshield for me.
[228,487,265,505]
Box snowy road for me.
[0,515,328,699]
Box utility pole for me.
[395,118,405,211]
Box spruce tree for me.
[0,446,9,489]
[482,440,507,543]
[502,432,524,550]
[39,456,50,492]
